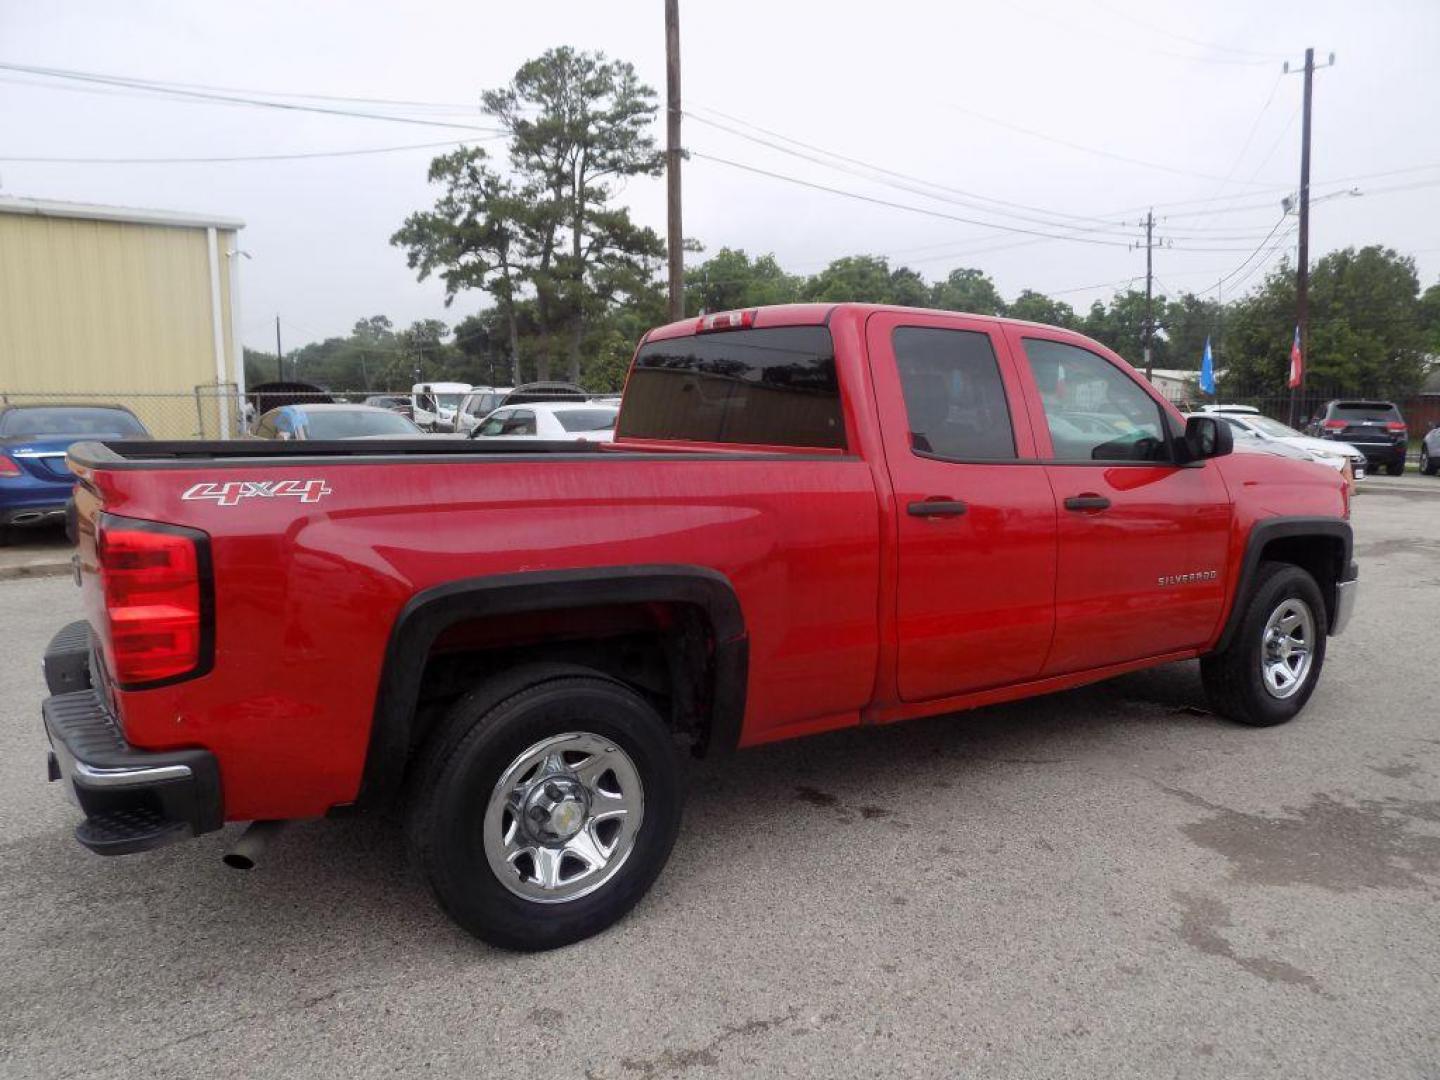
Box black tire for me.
[407,663,683,951]
[1386,459,1405,476]
[1201,561,1328,727]
[1420,446,1437,476]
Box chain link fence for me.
[0,386,426,440]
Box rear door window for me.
[618,326,844,449]
[892,327,1016,460]
[555,408,619,433]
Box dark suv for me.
[1309,400,1409,475]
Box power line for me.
[692,148,1280,255]
[1081,0,1290,60]
[687,104,1136,234]
[996,0,1274,67]
[0,61,504,133]
[0,137,499,165]
[688,106,1279,245]
[1205,214,1292,294]
[689,151,1138,248]
[944,102,1283,188]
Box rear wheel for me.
[1201,562,1328,727]
[1386,459,1405,476]
[408,664,683,951]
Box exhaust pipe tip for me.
[222,819,287,871]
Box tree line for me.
[246,47,1440,399]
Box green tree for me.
[392,150,526,385]
[686,248,802,314]
[1420,281,1440,352]
[1007,289,1077,329]
[1224,247,1428,397]
[1083,289,1164,369]
[930,267,1005,315]
[483,47,665,383]
[804,255,898,303]
[1163,293,1222,371]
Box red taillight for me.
[1386,421,1407,433]
[696,309,756,333]
[0,454,20,478]
[97,516,210,686]
[1323,419,1346,431]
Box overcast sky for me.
[2,0,1437,355]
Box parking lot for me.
[1,479,1437,1079]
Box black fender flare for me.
[1212,516,1355,654]
[353,565,747,809]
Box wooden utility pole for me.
[1287,47,1334,425]
[275,316,283,382]
[1142,209,1155,381]
[665,0,684,321]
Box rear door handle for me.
[908,498,969,517]
[1063,494,1111,512]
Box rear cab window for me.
[0,407,146,438]
[617,326,846,449]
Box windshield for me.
[0,406,147,438]
[434,394,464,410]
[1333,402,1400,422]
[303,410,420,439]
[1247,416,1302,438]
[555,407,618,432]
[466,393,503,416]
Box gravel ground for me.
[1,486,1437,1079]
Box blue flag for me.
[1200,336,1216,395]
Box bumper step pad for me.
[75,806,191,856]
[42,679,224,856]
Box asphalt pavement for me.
[1,483,1437,1079]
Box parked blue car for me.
[0,404,150,542]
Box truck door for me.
[1002,328,1232,675]
[866,312,1057,702]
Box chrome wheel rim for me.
[483,732,644,904]
[1260,598,1316,700]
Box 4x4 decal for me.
[181,479,333,507]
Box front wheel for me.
[408,664,683,950]
[1201,562,1328,727]
[1420,446,1437,476]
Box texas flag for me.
[1288,326,1304,389]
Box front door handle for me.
[1063,493,1111,512]
[908,498,969,517]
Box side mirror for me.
[1182,415,1232,462]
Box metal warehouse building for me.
[0,197,246,439]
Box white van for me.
[410,382,472,432]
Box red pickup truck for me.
[42,303,1357,949]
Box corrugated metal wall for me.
[0,213,238,438]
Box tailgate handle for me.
[908,498,968,517]
[1064,493,1111,512]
